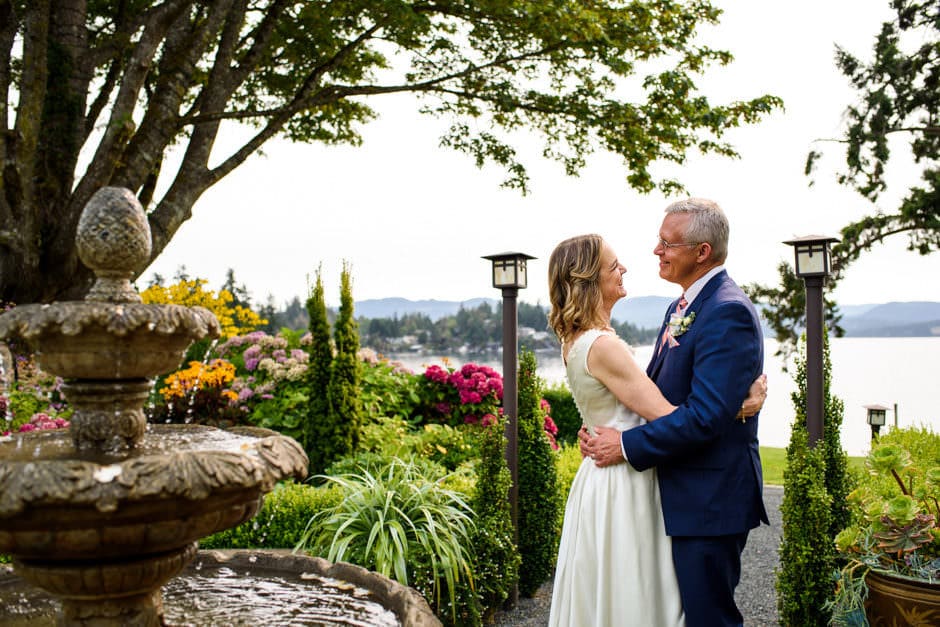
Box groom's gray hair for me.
[665,197,729,263]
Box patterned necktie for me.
[658,294,688,355]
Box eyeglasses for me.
[657,238,699,250]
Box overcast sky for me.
[139,0,939,310]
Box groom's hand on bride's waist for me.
[585,426,626,468]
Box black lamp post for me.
[481,251,534,540]
[783,235,839,448]
[865,404,889,441]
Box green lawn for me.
[760,446,865,486]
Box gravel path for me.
[491,485,784,626]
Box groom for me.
[586,198,768,626]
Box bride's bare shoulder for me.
[591,332,636,359]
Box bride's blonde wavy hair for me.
[548,234,608,344]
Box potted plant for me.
[831,441,940,625]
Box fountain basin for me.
[0,424,308,624]
[0,549,443,626]
[0,425,307,558]
[0,302,218,380]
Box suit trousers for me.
[670,532,749,627]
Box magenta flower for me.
[424,365,449,384]
[459,390,483,405]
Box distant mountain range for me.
[353,297,498,321]
[354,297,940,338]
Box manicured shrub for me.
[200,481,342,549]
[516,348,559,597]
[467,416,520,622]
[775,336,838,626]
[325,262,363,458]
[303,268,334,474]
[776,427,833,626]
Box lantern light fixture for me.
[782,235,839,278]
[482,252,535,289]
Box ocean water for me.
[391,337,940,457]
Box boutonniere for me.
[665,311,696,347]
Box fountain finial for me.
[76,187,152,303]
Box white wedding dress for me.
[548,329,684,626]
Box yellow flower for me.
[141,279,266,338]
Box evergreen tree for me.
[326,262,363,463]
[303,268,334,475]
[470,416,521,620]
[516,348,559,597]
[221,268,253,309]
[775,337,838,626]
[752,3,939,361]
[258,295,279,335]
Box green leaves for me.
[755,2,939,358]
[297,457,475,620]
[868,443,913,479]
[6,0,784,303]
[836,432,940,580]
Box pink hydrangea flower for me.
[424,365,449,384]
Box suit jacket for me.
[620,270,769,537]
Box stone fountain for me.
[0,187,314,625]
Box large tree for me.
[0,0,781,304]
[751,0,939,355]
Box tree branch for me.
[115,0,234,194]
[73,0,189,205]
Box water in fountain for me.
[0,343,12,427]
[1,557,401,626]
[181,338,219,424]
[0,187,439,626]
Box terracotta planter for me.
[865,569,940,626]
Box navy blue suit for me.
[620,270,768,626]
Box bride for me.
[545,234,763,626]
